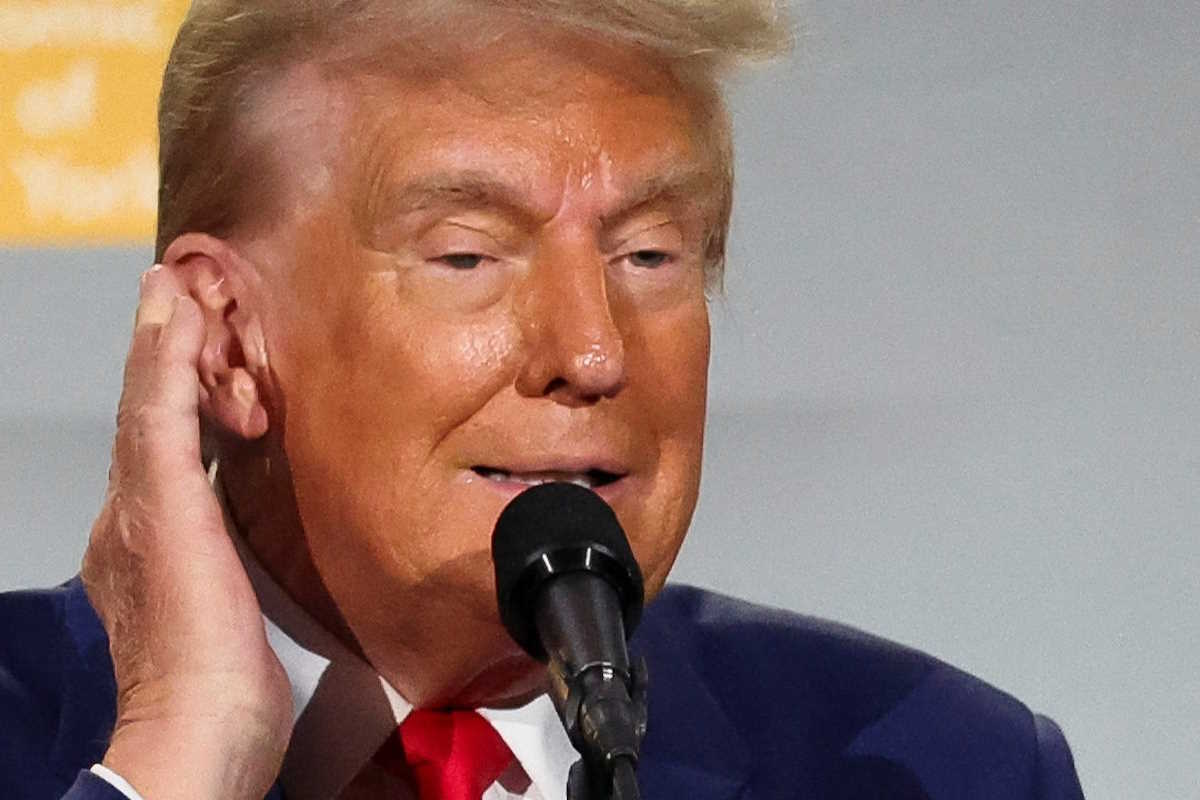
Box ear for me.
[161,233,271,440]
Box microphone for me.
[492,482,647,800]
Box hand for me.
[82,266,292,800]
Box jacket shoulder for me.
[0,580,117,800]
[637,584,935,738]
[1,583,74,736]
[635,585,1084,799]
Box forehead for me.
[370,83,707,211]
[258,25,723,224]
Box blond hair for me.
[156,0,793,280]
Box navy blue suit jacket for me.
[1,578,1084,799]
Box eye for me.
[437,253,489,270]
[628,250,672,269]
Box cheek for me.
[274,279,524,528]
[423,317,523,392]
[278,264,520,439]
[273,302,528,621]
[630,300,710,434]
[623,302,710,591]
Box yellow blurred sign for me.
[0,1,190,245]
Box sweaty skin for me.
[218,28,721,709]
[86,22,722,800]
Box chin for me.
[447,649,549,709]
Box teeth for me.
[476,468,598,488]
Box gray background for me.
[2,2,1197,798]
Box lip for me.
[462,463,633,504]
[469,474,632,504]
[467,454,632,477]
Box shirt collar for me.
[210,462,575,800]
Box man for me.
[1,2,1085,799]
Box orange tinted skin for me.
[220,28,718,709]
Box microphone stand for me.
[562,658,649,800]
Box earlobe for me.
[161,233,272,441]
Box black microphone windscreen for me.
[491,482,643,658]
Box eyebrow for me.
[600,166,721,226]
[365,164,721,231]
[364,171,533,233]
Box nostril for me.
[541,377,569,396]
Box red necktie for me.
[375,709,515,800]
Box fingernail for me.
[135,290,178,330]
[139,264,164,290]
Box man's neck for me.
[218,440,365,659]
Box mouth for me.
[470,466,625,490]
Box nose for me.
[515,246,627,405]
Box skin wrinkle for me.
[109,499,157,671]
[347,39,726,256]
[209,24,713,709]
[154,0,770,263]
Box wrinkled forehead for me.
[246,22,728,228]
[366,63,719,213]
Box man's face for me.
[241,28,717,703]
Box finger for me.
[150,294,207,410]
[110,267,180,485]
[140,295,208,467]
[111,293,207,487]
[134,264,178,329]
[121,266,186,405]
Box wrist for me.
[103,698,290,800]
[91,764,147,800]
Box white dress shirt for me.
[93,468,577,799]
